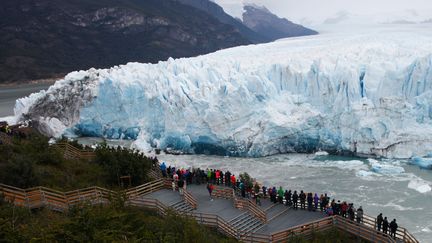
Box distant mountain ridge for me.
[180,0,318,42]
[242,4,318,41]
[176,0,269,43]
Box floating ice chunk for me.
[356,170,380,177]
[311,160,368,171]
[314,151,329,156]
[370,161,405,175]
[408,179,432,193]
[421,227,432,233]
[411,156,432,169]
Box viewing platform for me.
[1,177,418,243]
[0,140,419,242]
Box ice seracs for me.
[11,25,432,158]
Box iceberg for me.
[408,179,432,193]
[11,25,432,158]
[314,150,329,156]
[370,163,405,175]
[411,156,432,169]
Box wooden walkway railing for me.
[333,216,396,243]
[0,183,114,211]
[125,179,166,198]
[211,185,267,223]
[0,181,419,243]
[234,196,267,224]
[128,197,168,216]
[270,215,397,243]
[183,189,198,209]
[53,143,96,161]
[213,186,235,199]
[0,179,166,212]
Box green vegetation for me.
[0,197,237,243]
[94,142,153,187]
[0,132,154,190]
[239,172,254,189]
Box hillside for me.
[0,0,250,84]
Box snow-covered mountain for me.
[11,25,432,158]
[320,9,431,27]
[242,4,317,40]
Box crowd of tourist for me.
[160,162,399,239]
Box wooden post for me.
[65,192,69,210]
[40,187,46,208]
[25,190,30,210]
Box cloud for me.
[213,0,432,25]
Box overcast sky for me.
[214,0,432,25]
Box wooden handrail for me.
[212,185,267,224]
[183,189,198,209]
[0,182,419,243]
[212,186,234,199]
[269,216,394,243]
[233,195,267,223]
[334,216,396,243]
[52,143,96,161]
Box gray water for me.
[158,153,432,243]
[0,83,51,117]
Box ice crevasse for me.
[13,26,432,158]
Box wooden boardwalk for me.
[144,185,324,234]
[0,178,418,243]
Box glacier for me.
[11,25,432,158]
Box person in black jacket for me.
[347,204,355,221]
[382,217,389,234]
[292,191,299,209]
[225,171,231,186]
[286,190,292,206]
[178,180,184,195]
[389,219,398,238]
[299,190,306,209]
[307,193,313,211]
[376,213,383,231]
[284,190,289,206]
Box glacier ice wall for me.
[13,26,432,158]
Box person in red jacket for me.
[231,174,236,189]
[341,201,348,217]
[215,170,220,185]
